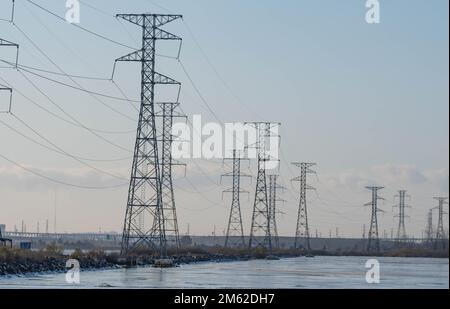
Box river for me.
[0,256,448,289]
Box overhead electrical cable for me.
[0,152,127,190]
[0,75,134,135]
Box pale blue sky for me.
[0,0,448,237]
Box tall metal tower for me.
[425,209,434,246]
[393,190,410,243]
[222,150,250,248]
[364,186,384,253]
[267,175,284,249]
[246,122,280,249]
[291,163,316,251]
[156,102,185,249]
[115,14,182,256]
[433,197,448,250]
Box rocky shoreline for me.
[0,247,267,277]
[0,256,121,277]
[1,246,448,277]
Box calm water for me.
[0,256,448,289]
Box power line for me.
[12,22,138,122]
[0,75,134,135]
[0,59,110,81]
[24,0,137,50]
[143,0,265,120]
[10,113,128,181]
[19,67,139,104]
[0,152,126,190]
[16,70,133,153]
[0,116,130,163]
[178,60,223,124]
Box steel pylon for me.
[115,14,182,256]
[292,163,316,252]
[156,102,186,249]
[222,150,250,248]
[365,186,384,253]
[246,122,280,249]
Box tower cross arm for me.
[116,14,183,28]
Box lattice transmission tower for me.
[393,190,410,244]
[291,163,316,252]
[156,102,185,249]
[222,150,250,248]
[364,186,384,253]
[246,122,280,249]
[425,209,434,247]
[433,197,448,250]
[114,14,183,256]
[267,175,285,249]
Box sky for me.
[0,0,448,238]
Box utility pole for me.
[364,186,384,253]
[115,13,183,257]
[393,190,410,244]
[156,102,186,249]
[362,224,366,239]
[291,163,316,252]
[222,150,250,248]
[267,175,285,249]
[246,122,280,250]
[433,197,448,250]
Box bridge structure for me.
[4,231,121,242]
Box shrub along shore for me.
[0,245,448,276]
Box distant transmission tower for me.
[222,150,250,248]
[267,175,285,249]
[364,186,384,253]
[246,122,280,249]
[156,102,186,249]
[433,197,448,250]
[292,163,316,252]
[426,209,434,246]
[393,190,410,244]
[115,13,183,256]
